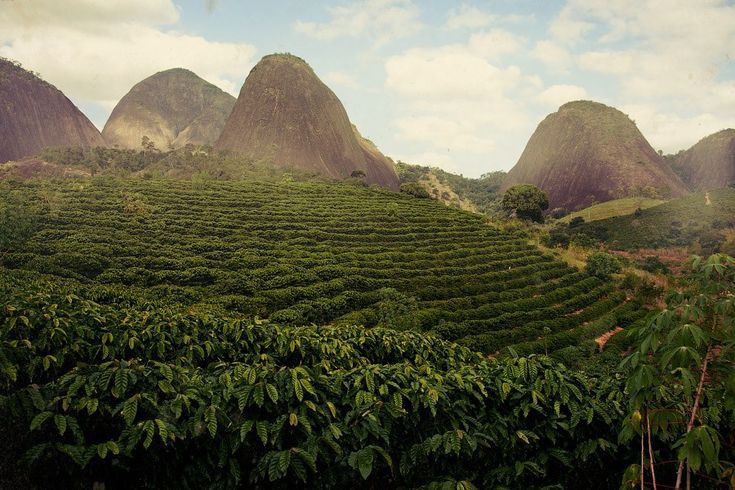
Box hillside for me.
[0,178,636,356]
[670,128,735,190]
[561,197,666,223]
[215,54,399,190]
[102,68,236,150]
[574,187,735,251]
[504,100,688,210]
[0,58,104,163]
[396,161,505,214]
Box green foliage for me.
[501,184,549,223]
[0,276,631,488]
[0,178,623,354]
[585,252,621,279]
[619,254,735,488]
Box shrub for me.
[569,216,585,228]
[585,252,621,278]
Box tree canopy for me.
[501,184,549,222]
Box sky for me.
[1,0,734,177]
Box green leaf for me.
[97,443,108,459]
[357,449,374,479]
[155,419,169,443]
[54,415,67,436]
[142,420,155,449]
[114,368,129,398]
[205,406,217,438]
[292,371,304,401]
[30,411,52,431]
[123,397,138,426]
[256,420,269,446]
[266,383,279,403]
[240,420,254,442]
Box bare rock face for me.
[102,68,235,150]
[215,54,399,190]
[504,100,688,210]
[671,129,735,190]
[0,58,104,163]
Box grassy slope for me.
[577,187,735,250]
[1,178,627,355]
[562,197,666,223]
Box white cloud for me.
[537,84,588,108]
[467,30,525,60]
[0,0,256,125]
[293,0,421,47]
[397,151,460,173]
[384,31,539,174]
[530,40,572,70]
[324,71,359,88]
[446,4,495,30]
[541,0,735,152]
[559,0,735,110]
[621,103,735,154]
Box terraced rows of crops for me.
[0,178,634,353]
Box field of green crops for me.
[0,178,639,355]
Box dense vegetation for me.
[0,271,632,488]
[1,258,733,488]
[0,178,630,357]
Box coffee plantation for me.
[0,178,633,356]
[2,178,733,488]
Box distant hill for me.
[102,68,235,150]
[572,187,735,252]
[670,129,735,190]
[504,100,688,211]
[0,58,104,163]
[215,53,399,190]
[396,161,505,214]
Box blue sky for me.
[1,0,734,176]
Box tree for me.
[619,254,735,489]
[501,184,549,222]
[585,252,621,278]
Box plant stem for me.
[641,421,645,490]
[647,410,657,489]
[674,345,711,489]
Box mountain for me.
[670,129,735,190]
[102,68,235,150]
[0,58,104,163]
[215,53,399,190]
[504,100,688,210]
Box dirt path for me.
[705,191,711,206]
[595,326,624,351]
